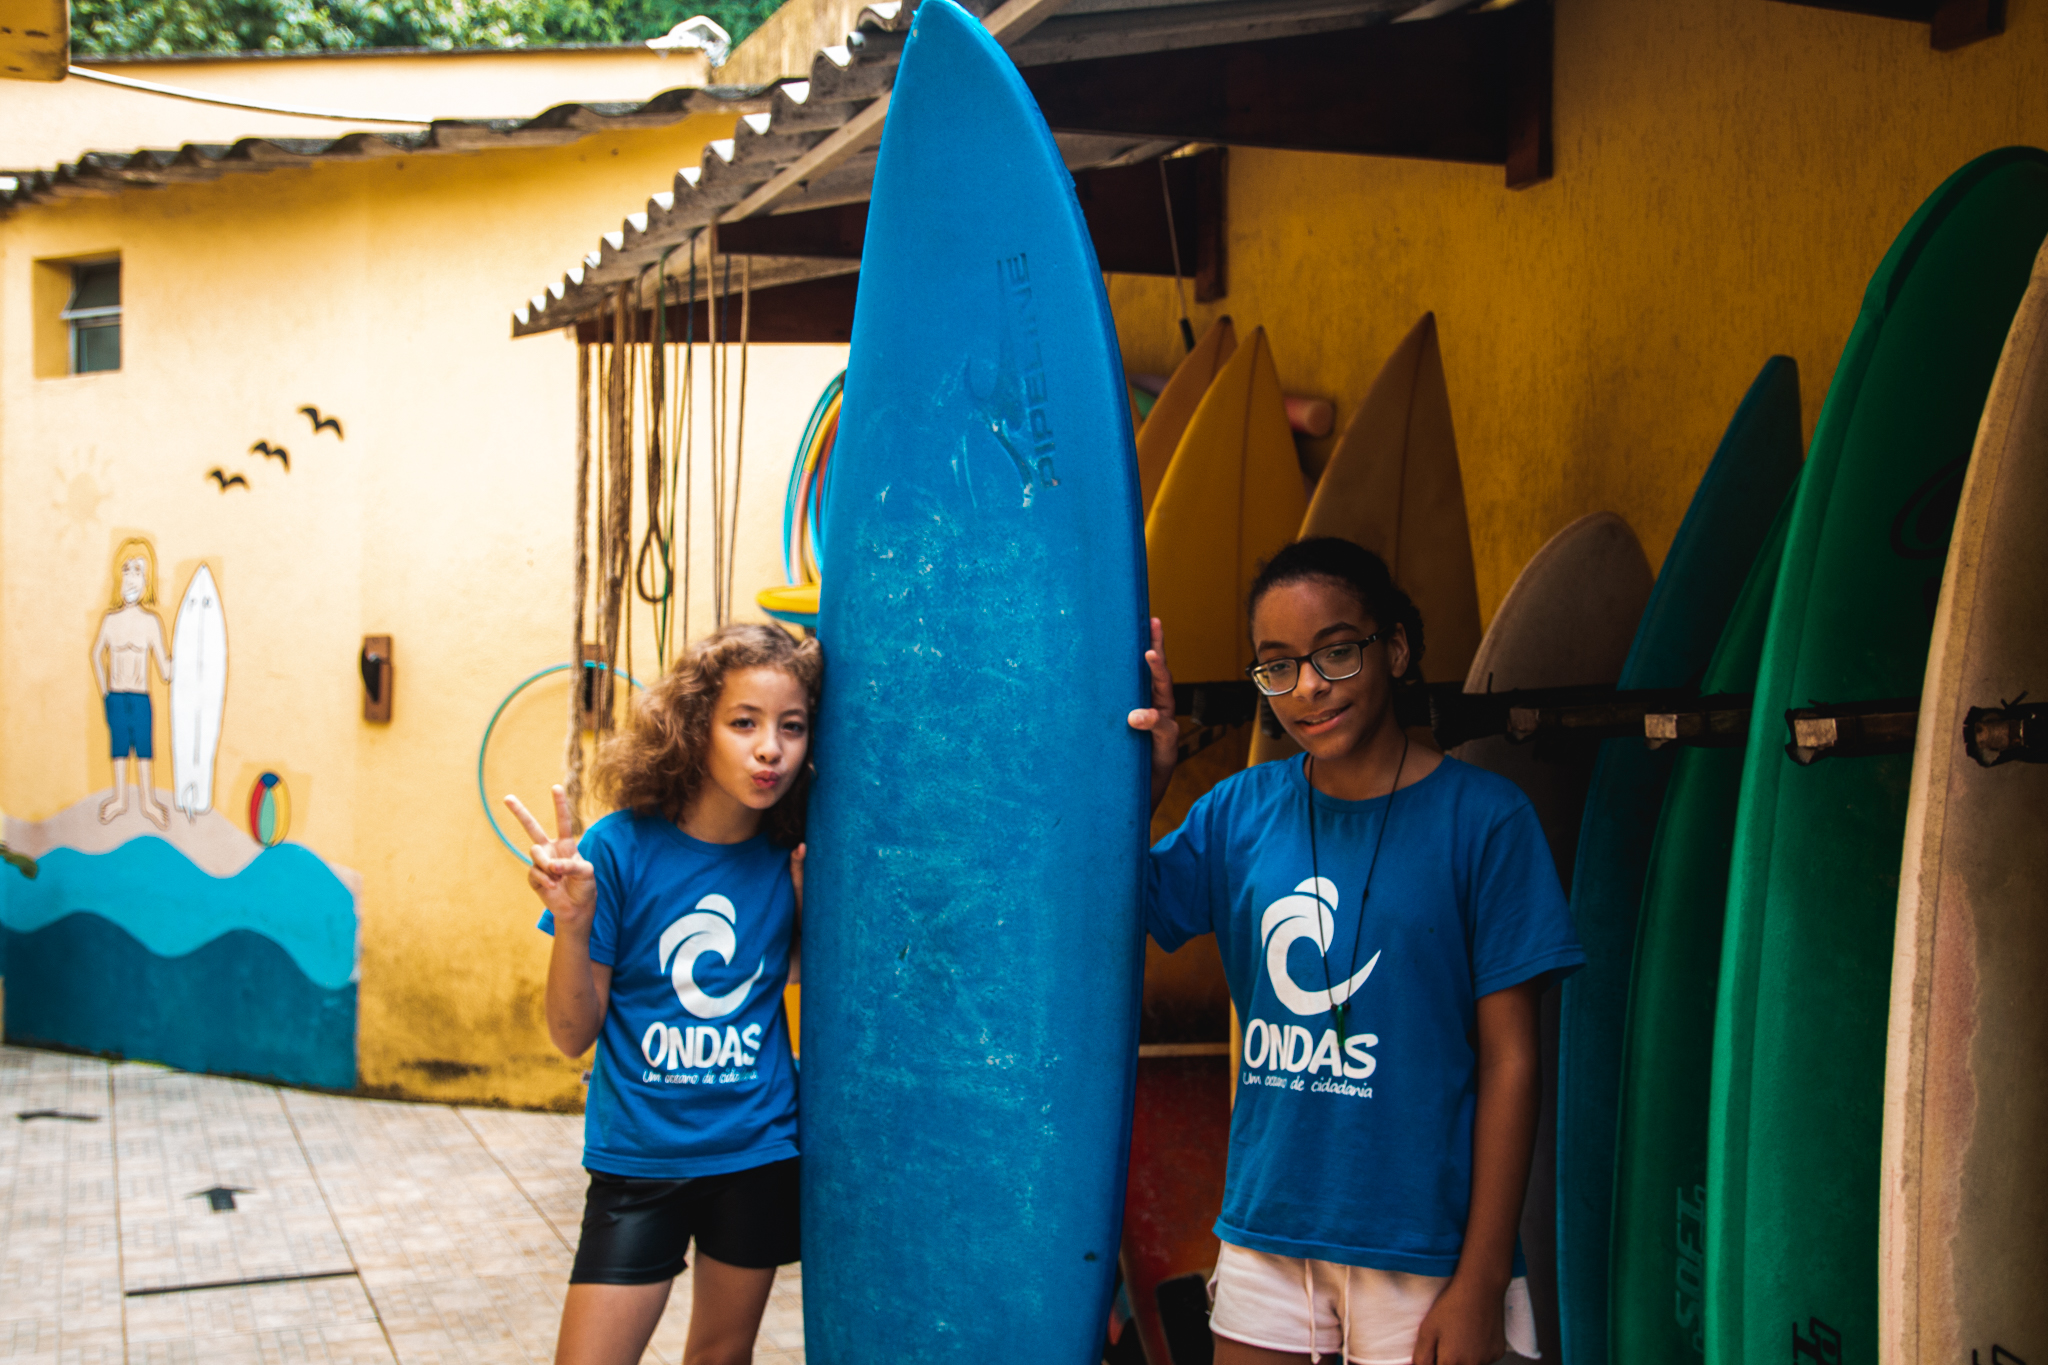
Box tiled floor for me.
[0,1046,805,1364]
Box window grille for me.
[61,260,121,374]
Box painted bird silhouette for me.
[207,469,250,491]
[299,405,344,439]
[250,440,289,470]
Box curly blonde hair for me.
[595,623,823,845]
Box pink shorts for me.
[1207,1241,1540,1364]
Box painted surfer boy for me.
[91,537,171,828]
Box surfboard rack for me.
[1180,678,1751,753]
[1172,681,1260,730]
[1784,697,1921,765]
[1963,698,2046,767]
[1642,696,1755,749]
[1164,679,1952,767]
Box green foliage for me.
[72,0,786,58]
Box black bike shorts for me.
[568,1156,800,1284]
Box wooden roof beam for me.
[715,147,1229,298]
[1019,0,1552,189]
[1768,0,2004,51]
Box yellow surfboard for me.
[1146,325,1307,694]
[1137,317,1237,515]
[1250,312,1483,766]
[1140,326,1305,1040]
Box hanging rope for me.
[708,225,724,630]
[727,253,752,623]
[567,239,750,808]
[591,319,610,718]
[1160,157,1196,354]
[594,283,634,730]
[681,241,698,646]
[564,340,593,818]
[621,298,636,697]
[635,255,679,666]
[716,251,732,624]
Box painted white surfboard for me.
[170,564,227,818]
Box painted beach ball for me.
[247,772,290,847]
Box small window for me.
[62,260,121,374]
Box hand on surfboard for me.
[1126,617,1180,813]
[505,785,596,932]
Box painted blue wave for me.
[2,913,355,1089]
[0,838,355,991]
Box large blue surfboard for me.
[801,4,1150,1360]
[1553,357,1803,1365]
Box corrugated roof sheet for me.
[0,83,768,212]
[511,0,1458,335]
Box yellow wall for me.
[0,109,847,1107]
[1108,0,2048,627]
[11,0,2045,1109]
[4,46,711,170]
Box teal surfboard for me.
[1606,485,1794,1365]
[1555,356,1803,1365]
[800,3,1150,1361]
[1705,147,2048,1365]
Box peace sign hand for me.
[505,785,597,937]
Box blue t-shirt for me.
[1145,755,1583,1276]
[539,811,799,1178]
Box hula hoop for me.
[782,372,844,584]
[806,400,839,573]
[478,660,644,864]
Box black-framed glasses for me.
[1244,633,1384,697]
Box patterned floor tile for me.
[0,1047,807,1363]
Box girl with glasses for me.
[507,623,819,1365]
[1127,537,1583,1365]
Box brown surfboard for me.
[1450,510,1653,1365]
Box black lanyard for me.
[1306,732,1408,1044]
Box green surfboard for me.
[1570,356,1803,1365]
[1608,483,1793,1365]
[1705,147,2048,1365]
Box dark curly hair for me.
[1246,537,1427,680]
[594,622,823,846]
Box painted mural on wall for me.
[91,537,173,827]
[0,534,360,1089]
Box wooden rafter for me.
[1018,0,1553,189]
[1768,0,2005,50]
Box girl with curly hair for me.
[506,621,821,1365]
